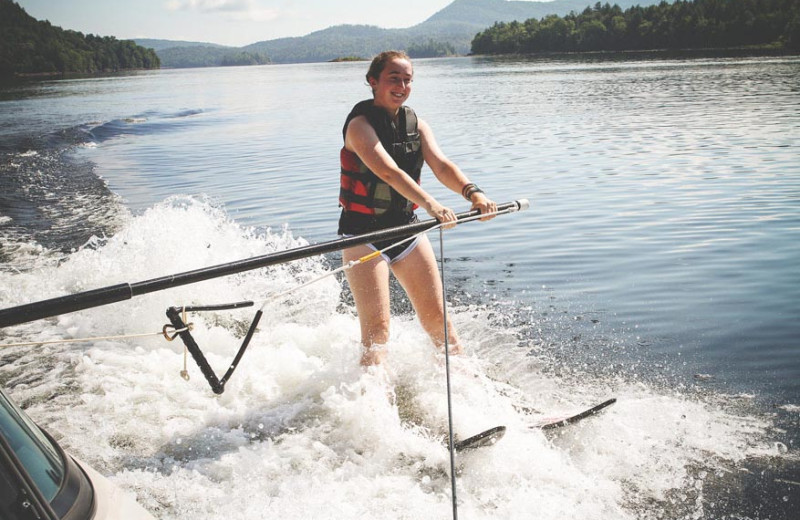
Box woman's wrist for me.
[470,192,487,204]
[462,183,484,201]
[420,195,437,214]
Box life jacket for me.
[339,100,423,216]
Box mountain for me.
[134,39,230,52]
[139,0,665,67]
[411,0,658,52]
[156,46,271,68]
[245,0,661,63]
[132,39,271,68]
[424,0,621,26]
[243,25,412,64]
[419,0,653,35]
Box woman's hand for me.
[427,201,457,229]
[470,192,497,221]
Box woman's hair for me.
[366,50,412,85]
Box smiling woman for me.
[337,50,497,366]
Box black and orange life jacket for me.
[339,100,423,216]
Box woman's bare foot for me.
[360,343,388,366]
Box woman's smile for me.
[372,58,413,111]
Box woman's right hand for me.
[427,201,457,229]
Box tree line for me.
[471,0,800,54]
[408,39,458,58]
[1,0,160,77]
[157,46,270,68]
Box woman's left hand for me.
[470,193,497,221]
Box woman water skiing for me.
[338,50,496,366]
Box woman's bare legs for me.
[344,236,461,367]
[391,235,461,354]
[343,244,392,366]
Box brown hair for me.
[366,50,412,85]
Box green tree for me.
[0,0,159,77]
[577,19,608,49]
[408,39,456,58]
[471,0,798,55]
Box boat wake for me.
[0,197,794,519]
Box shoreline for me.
[468,45,798,60]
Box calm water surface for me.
[53,55,800,398]
[1,54,799,519]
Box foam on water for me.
[0,198,790,519]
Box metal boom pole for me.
[0,200,528,329]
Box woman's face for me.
[370,57,413,113]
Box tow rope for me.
[438,226,459,519]
[0,325,191,349]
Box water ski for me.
[448,398,614,452]
[531,398,617,430]
[453,425,506,452]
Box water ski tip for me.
[453,425,506,452]
[534,398,617,431]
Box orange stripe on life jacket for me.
[339,148,378,214]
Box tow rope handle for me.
[165,303,261,394]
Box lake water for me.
[1,53,799,519]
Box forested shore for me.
[472,0,800,54]
[156,47,270,68]
[1,0,159,78]
[4,0,798,78]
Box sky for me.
[16,0,462,47]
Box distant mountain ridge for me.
[134,39,230,51]
[424,0,638,25]
[139,0,662,66]
[245,0,659,62]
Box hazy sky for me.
[16,0,466,47]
